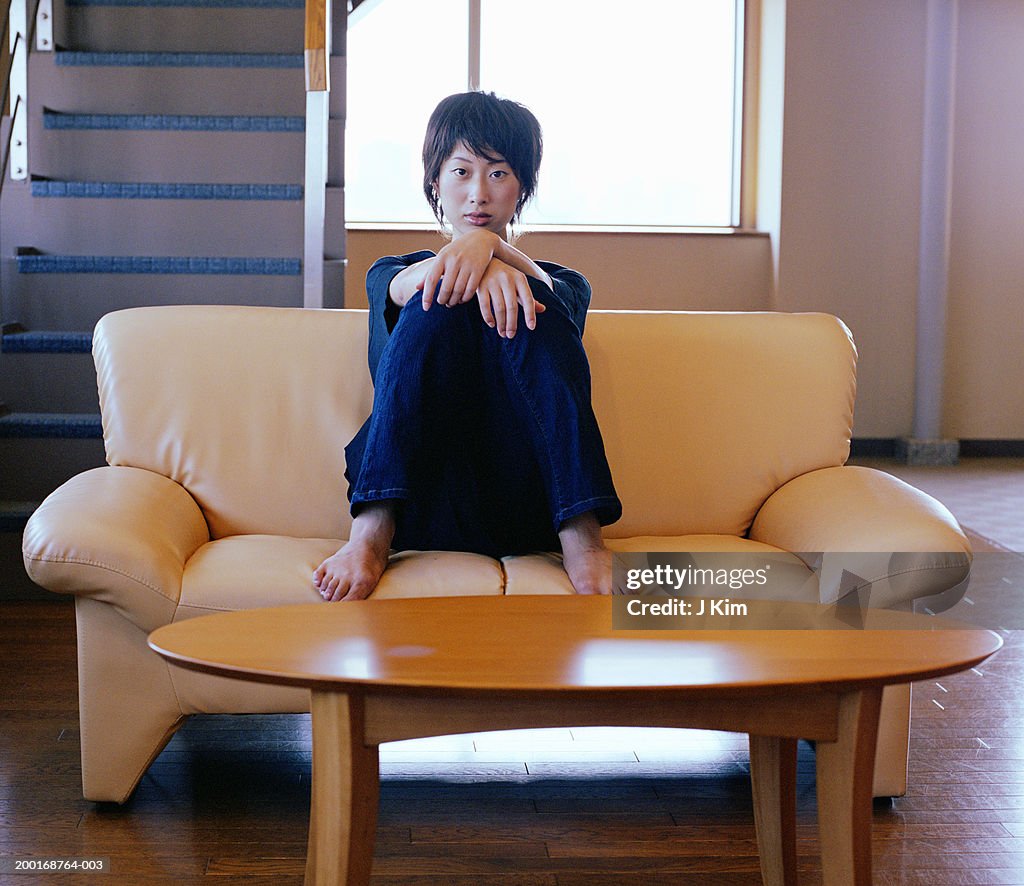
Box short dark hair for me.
[422,91,543,227]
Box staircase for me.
[1,0,346,597]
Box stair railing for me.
[3,0,47,197]
[303,0,330,309]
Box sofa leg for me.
[872,683,911,798]
[75,598,185,803]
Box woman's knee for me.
[384,297,484,380]
[501,303,588,371]
[396,294,480,342]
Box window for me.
[345,0,743,228]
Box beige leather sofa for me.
[23,305,971,803]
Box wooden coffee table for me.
[148,595,1001,886]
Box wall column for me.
[903,0,959,464]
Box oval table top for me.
[148,595,1001,696]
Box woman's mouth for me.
[465,213,493,226]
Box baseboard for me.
[852,439,1024,459]
[850,439,900,458]
[959,439,1024,458]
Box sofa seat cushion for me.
[176,535,506,621]
[502,535,813,597]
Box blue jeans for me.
[345,286,621,558]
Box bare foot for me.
[313,503,395,602]
[558,511,612,595]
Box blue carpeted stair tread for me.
[1,330,93,353]
[56,51,304,68]
[43,111,304,132]
[0,413,103,439]
[32,180,303,200]
[17,254,302,275]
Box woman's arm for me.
[387,256,437,308]
[366,251,435,383]
[492,239,553,290]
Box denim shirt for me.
[364,250,592,384]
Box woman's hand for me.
[404,231,548,337]
[475,258,546,338]
[418,230,499,310]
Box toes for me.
[323,576,342,602]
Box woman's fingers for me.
[501,279,518,338]
[424,254,463,307]
[518,278,539,331]
[489,288,508,336]
[477,291,497,328]
[455,266,481,305]
[434,261,458,306]
[424,232,498,309]
[420,265,441,310]
[459,267,483,304]
[474,265,547,336]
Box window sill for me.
[345,222,768,237]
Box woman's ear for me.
[430,181,444,222]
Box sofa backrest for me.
[93,305,855,541]
[583,311,855,539]
[94,306,373,541]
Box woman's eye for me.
[491,170,507,179]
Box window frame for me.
[345,0,761,235]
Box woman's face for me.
[434,142,522,239]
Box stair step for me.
[5,186,336,253]
[1,330,93,353]
[31,180,303,200]
[30,52,309,115]
[60,6,304,54]
[66,0,302,7]
[43,110,305,132]
[0,413,103,439]
[17,254,302,275]
[9,277,313,329]
[56,51,303,68]
[33,122,330,180]
[0,502,39,533]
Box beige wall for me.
[772,0,928,438]
[945,2,1024,437]
[346,229,774,313]
[346,0,1023,441]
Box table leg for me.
[749,735,798,886]
[815,687,883,886]
[305,690,380,886]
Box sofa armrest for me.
[749,465,971,608]
[23,466,210,632]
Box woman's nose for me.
[469,176,489,204]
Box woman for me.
[314,91,621,601]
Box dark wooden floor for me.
[2,601,1023,886]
